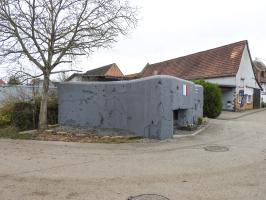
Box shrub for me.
[0,96,20,127]
[194,80,222,118]
[7,75,21,85]
[11,101,35,130]
[261,102,266,108]
[197,117,203,125]
[9,95,58,131]
[0,114,11,127]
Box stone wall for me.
[58,75,203,140]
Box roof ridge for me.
[142,40,249,81]
[149,40,247,66]
[86,63,115,73]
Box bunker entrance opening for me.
[173,109,188,129]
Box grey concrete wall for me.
[58,75,203,140]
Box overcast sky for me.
[79,0,266,75]
[1,0,266,78]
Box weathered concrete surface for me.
[58,75,203,139]
[0,110,266,200]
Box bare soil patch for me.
[35,126,144,143]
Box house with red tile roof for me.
[138,40,261,111]
[0,79,6,85]
[253,59,266,103]
[67,63,126,82]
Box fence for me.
[0,85,57,106]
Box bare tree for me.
[0,0,138,130]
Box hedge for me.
[0,114,11,127]
[0,97,16,127]
[194,80,222,118]
[11,101,35,130]
[9,96,58,130]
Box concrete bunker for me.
[58,75,203,140]
[173,109,188,128]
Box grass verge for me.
[0,126,35,140]
[0,126,144,143]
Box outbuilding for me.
[140,41,261,111]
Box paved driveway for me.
[0,110,266,200]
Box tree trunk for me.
[38,74,50,130]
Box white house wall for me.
[204,45,260,111]
[236,45,259,93]
[233,45,261,110]
[205,76,236,86]
[261,83,266,102]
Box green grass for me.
[0,126,34,140]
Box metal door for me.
[253,88,261,109]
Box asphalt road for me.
[0,110,266,200]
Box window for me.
[261,71,264,78]
[238,90,244,103]
[247,95,252,103]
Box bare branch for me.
[50,69,82,74]
[0,0,138,129]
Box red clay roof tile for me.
[0,79,6,85]
[142,40,247,80]
[85,63,124,76]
